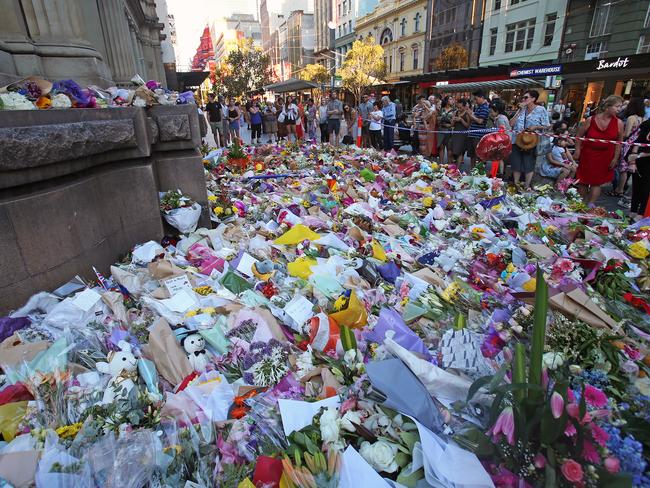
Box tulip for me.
[534,453,546,469]
[550,392,564,419]
[491,406,515,445]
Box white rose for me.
[340,410,363,432]
[319,408,340,444]
[542,352,564,370]
[359,440,399,473]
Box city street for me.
[0,1,649,487]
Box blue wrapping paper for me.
[364,307,432,360]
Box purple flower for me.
[177,91,195,104]
[145,80,160,90]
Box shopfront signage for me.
[435,81,449,87]
[510,64,562,78]
[595,56,630,71]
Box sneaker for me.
[617,198,630,209]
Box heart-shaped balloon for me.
[476,129,512,161]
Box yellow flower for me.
[506,263,516,274]
[208,195,217,202]
[545,225,559,235]
[629,241,649,260]
[441,282,461,302]
[231,205,239,215]
[56,422,82,439]
[430,162,439,171]
[522,278,537,292]
[422,197,434,208]
[193,286,213,296]
[185,309,199,318]
[202,159,210,166]
[332,295,347,311]
[202,307,216,314]
[213,206,224,216]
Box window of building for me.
[389,55,393,72]
[380,28,393,45]
[412,45,419,70]
[337,3,341,17]
[338,25,342,37]
[590,0,618,37]
[510,0,528,4]
[494,0,501,11]
[543,12,557,46]
[342,0,346,14]
[645,3,650,27]
[585,40,608,59]
[414,12,421,31]
[343,24,347,35]
[489,27,497,55]
[504,18,535,52]
[399,51,405,71]
[638,35,650,53]
[349,20,352,32]
[400,18,407,36]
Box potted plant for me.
[226,138,249,172]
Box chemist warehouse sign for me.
[510,64,563,78]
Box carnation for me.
[51,93,72,109]
[0,92,36,110]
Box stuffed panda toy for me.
[181,333,209,372]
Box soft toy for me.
[181,333,210,372]
[96,340,138,404]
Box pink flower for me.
[542,368,549,389]
[604,457,620,474]
[561,459,584,484]
[581,440,600,464]
[534,454,546,469]
[490,407,515,445]
[567,389,576,403]
[584,384,608,408]
[565,422,577,437]
[551,392,564,419]
[590,423,609,447]
[623,344,642,360]
[567,403,592,424]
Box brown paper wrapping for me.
[141,318,192,386]
[413,268,446,288]
[0,450,41,488]
[520,243,557,259]
[148,260,185,281]
[101,291,128,323]
[0,334,50,369]
[381,223,406,237]
[300,367,342,398]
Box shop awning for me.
[436,77,543,92]
[263,78,319,93]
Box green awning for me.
[436,77,543,92]
[263,78,319,93]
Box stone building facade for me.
[355,0,428,82]
[0,0,167,87]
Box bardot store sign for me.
[595,56,630,71]
[510,64,563,78]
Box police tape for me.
[358,116,650,148]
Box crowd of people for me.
[202,89,650,220]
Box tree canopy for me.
[299,63,330,85]
[215,39,272,97]
[338,37,385,105]
[434,43,469,71]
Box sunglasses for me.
[522,95,531,100]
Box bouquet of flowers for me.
[159,189,202,234]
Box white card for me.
[72,288,102,312]
[278,396,341,436]
[235,252,259,278]
[163,274,193,296]
[283,295,315,331]
[160,289,198,313]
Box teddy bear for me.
[96,340,138,405]
[181,333,210,372]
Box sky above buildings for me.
[168,0,312,70]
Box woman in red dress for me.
[575,95,624,206]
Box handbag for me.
[277,111,285,123]
[514,110,539,153]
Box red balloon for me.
[476,130,512,161]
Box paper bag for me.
[110,266,144,295]
[141,318,192,386]
[551,288,619,330]
[520,242,556,259]
[101,291,128,323]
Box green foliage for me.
[300,63,330,84]
[220,39,272,97]
[338,37,386,104]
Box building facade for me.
[315,0,335,79]
[560,0,650,62]
[0,0,167,87]
[287,10,315,77]
[424,0,484,71]
[355,0,428,82]
[479,0,568,67]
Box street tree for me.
[434,43,469,71]
[299,63,330,85]
[221,39,272,97]
[338,37,385,105]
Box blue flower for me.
[603,425,647,485]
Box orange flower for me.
[35,96,51,109]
